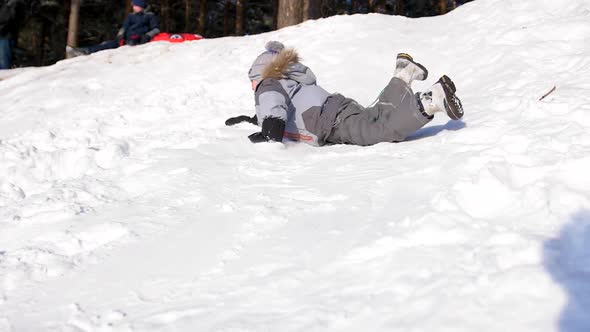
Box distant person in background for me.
[226,41,464,146]
[0,0,27,69]
[66,0,159,58]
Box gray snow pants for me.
[326,77,432,146]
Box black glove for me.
[248,117,285,144]
[248,132,269,143]
[225,114,258,126]
[140,34,152,44]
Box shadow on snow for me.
[544,209,590,332]
[405,120,466,141]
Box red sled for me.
[151,33,204,43]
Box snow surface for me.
[1,0,590,331]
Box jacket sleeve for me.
[116,27,125,39]
[255,78,289,123]
[117,15,130,39]
[145,13,160,38]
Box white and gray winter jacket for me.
[254,49,352,146]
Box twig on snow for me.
[539,85,557,101]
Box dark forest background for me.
[14,0,474,68]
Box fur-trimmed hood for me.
[261,48,317,85]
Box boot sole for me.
[437,75,463,120]
[397,53,428,81]
[437,74,456,93]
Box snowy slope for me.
[1,0,590,331]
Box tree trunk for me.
[66,0,81,48]
[223,0,232,35]
[374,0,386,13]
[45,3,67,63]
[185,0,191,32]
[350,0,357,14]
[302,0,321,20]
[198,0,207,35]
[40,16,49,65]
[236,0,244,35]
[324,0,339,17]
[302,0,309,21]
[440,0,447,14]
[277,0,303,29]
[161,0,170,31]
[272,0,278,30]
[394,0,405,15]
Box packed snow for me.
[1,0,590,331]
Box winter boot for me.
[66,46,89,59]
[394,53,428,86]
[419,75,464,120]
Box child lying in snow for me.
[226,41,464,146]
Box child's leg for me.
[328,77,432,146]
[87,40,120,54]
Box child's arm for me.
[144,14,160,41]
[116,15,131,41]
